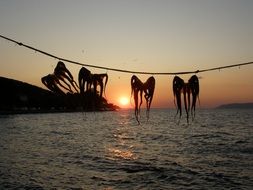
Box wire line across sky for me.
[1,34,253,75]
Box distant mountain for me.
[0,76,119,114]
[216,103,253,109]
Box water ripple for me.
[0,109,252,189]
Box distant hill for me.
[0,76,119,114]
[216,103,253,109]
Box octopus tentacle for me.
[173,76,184,117]
[131,75,155,123]
[54,61,79,93]
[78,67,92,94]
[188,75,199,118]
[173,75,200,123]
[143,76,155,120]
[131,75,144,124]
[41,74,65,95]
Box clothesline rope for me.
[1,34,253,75]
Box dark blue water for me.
[0,109,252,189]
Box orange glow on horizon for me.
[118,96,130,108]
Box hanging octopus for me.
[54,61,79,93]
[79,67,108,98]
[173,75,199,122]
[41,74,65,95]
[143,76,155,120]
[78,67,92,94]
[188,75,200,118]
[131,75,155,124]
[173,76,185,117]
[131,75,144,124]
[92,73,108,98]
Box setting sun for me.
[118,96,130,107]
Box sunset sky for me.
[0,0,253,108]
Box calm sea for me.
[0,109,252,189]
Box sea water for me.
[0,109,252,189]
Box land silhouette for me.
[216,103,253,109]
[0,76,119,114]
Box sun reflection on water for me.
[107,147,137,160]
[106,119,138,161]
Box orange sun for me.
[118,96,130,107]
